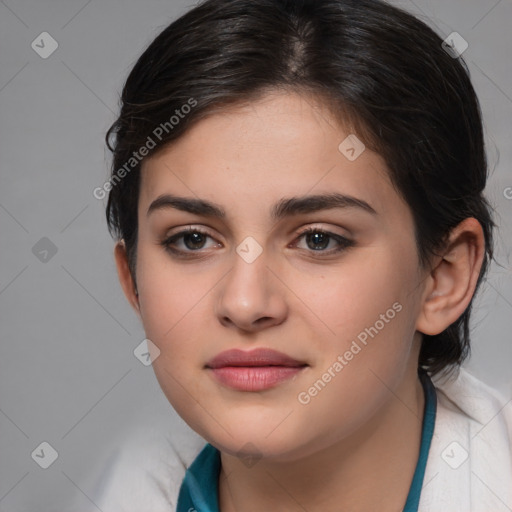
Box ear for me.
[416,218,486,336]
[114,240,141,318]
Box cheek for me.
[137,245,198,332]
[294,249,413,341]
[138,263,209,415]
[135,251,208,375]
[295,251,419,397]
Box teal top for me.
[176,369,437,512]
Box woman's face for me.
[125,91,429,461]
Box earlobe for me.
[114,240,141,317]
[416,218,485,336]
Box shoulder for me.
[434,366,511,422]
[419,367,512,512]
[88,415,206,512]
[432,367,512,452]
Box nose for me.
[215,247,288,333]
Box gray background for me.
[0,0,510,510]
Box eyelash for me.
[160,225,354,259]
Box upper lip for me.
[205,348,308,369]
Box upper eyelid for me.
[164,224,348,239]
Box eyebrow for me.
[147,192,377,220]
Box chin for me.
[196,420,308,461]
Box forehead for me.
[139,91,404,223]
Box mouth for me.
[205,347,308,369]
[205,348,308,391]
[207,366,307,392]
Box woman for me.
[93,0,512,510]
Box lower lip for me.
[208,366,306,391]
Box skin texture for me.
[114,91,485,511]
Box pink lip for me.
[205,348,308,392]
[205,348,306,368]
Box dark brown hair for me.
[105,0,496,376]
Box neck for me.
[218,367,426,512]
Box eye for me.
[159,225,354,259]
[292,226,354,255]
[160,226,220,257]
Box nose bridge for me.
[216,237,286,331]
[226,239,269,308]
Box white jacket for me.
[87,368,512,512]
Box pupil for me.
[185,232,205,249]
[307,232,328,250]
